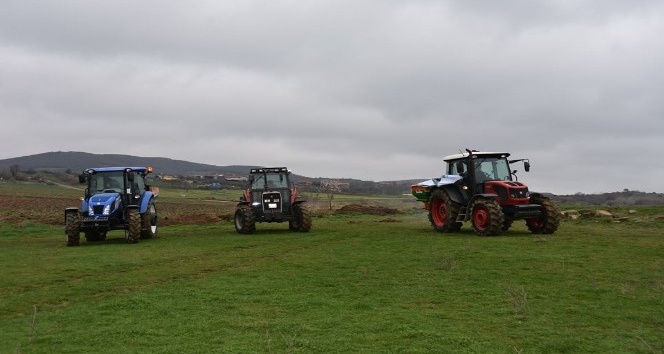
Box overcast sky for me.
[1,1,662,194]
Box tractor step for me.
[456,207,467,222]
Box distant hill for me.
[0,151,254,176]
[3,152,663,203]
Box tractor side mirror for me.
[524,161,531,172]
[78,174,86,184]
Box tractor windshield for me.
[89,172,125,194]
[473,157,512,182]
[251,173,289,190]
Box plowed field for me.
[0,195,235,226]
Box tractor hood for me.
[90,193,120,204]
[87,193,122,217]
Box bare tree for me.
[9,164,19,179]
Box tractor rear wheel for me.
[126,208,141,243]
[289,202,312,232]
[428,189,462,232]
[469,198,504,236]
[65,211,81,246]
[234,204,256,234]
[141,201,158,239]
[526,196,561,234]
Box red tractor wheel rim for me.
[473,206,490,230]
[431,199,449,226]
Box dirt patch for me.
[0,195,73,225]
[336,204,400,216]
[161,213,232,226]
[0,195,235,226]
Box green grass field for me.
[0,182,662,353]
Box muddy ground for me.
[0,194,398,227]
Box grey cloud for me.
[1,0,662,194]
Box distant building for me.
[225,176,248,182]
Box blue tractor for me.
[65,166,159,245]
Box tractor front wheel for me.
[289,202,312,232]
[469,198,504,236]
[526,196,561,234]
[141,201,158,239]
[428,189,462,232]
[126,208,141,244]
[65,211,81,246]
[234,204,256,234]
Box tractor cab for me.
[242,167,297,223]
[79,167,154,212]
[444,151,531,205]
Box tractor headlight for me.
[103,204,111,215]
[88,205,94,215]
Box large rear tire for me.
[526,196,561,234]
[126,208,141,244]
[234,204,256,234]
[65,211,81,246]
[289,202,312,232]
[141,201,158,239]
[428,189,462,232]
[469,198,504,236]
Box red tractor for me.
[412,149,560,236]
[234,167,312,234]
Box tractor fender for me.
[440,185,465,204]
[430,175,467,204]
[139,192,156,213]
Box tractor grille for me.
[93,205,104,215]
[511,188,529,199]
[262,192,282,212]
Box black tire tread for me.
[427,189,462,233]
[470,198,504,236]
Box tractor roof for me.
[443,151,510,162]
[85,167,151,173]
[250,167,289,174]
